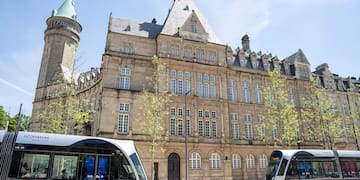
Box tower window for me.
[191,23,197,33]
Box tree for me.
[0,106,30,132]
[0,106,13,130]
[302,76,345,149]
[259,68,300,148]
[137,55,171,180]
[36,76,94,134]
[346,84,360,150]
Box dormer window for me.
[183,5,189,11]
[191,23,197,33]
[124,25,131,32]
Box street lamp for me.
[184,88,192,180]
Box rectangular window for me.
[204,74,209,81]
[204,83,209,98]
[210,84,216,98]
[245,115,252,122]
[185,72,191,79]
[178,80,183,95]
[210,75,215,82]
[197,73,202,81]
[119,77,130,89]
[178,108,183,116]
[170,108,176,116]
[178,119,183,136]
[184,46,193,58]
[120,68,131,75]
[211,112,217,119]
[186,119,190,136]
[255,84,263,104]
[197,83,203,97]
[198,120,203,136]
[229,87,236,102]
[196,48,205,60]
[118,114,129,133]
[170,119,176,136]
[212,121,217,137]
[169,44,180,56]
[205,121,210,137]
[185,80,191,95]
[208,50,217,62]
[258,126,265,139]
[242,82,250,103]
[170,79,176,94]
[231,113,238,121]
[258,115,264,123]
[289,88,296,105]
[198,110,203,118]
[245,124,253,139]
[205,111,210,118]
[177,71,183,78]
[171,70,177,77]
[272,128,278,140]
[121,42,133,54]
[232,123,240,139]
[119,104,130,112]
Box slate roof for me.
[161,0,222,44]
[109,16,162,39]
[284,49,310,64]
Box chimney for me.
[242,34,250,51]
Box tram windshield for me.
[266,151,282,180]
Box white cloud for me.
[0,48,40,116]
[0,78,34,97]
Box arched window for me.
[259,154,268,169]
[246,154,255,169]
[232,154,241,169]
[209,153,221,169]
[190,152,201,169]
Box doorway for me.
[168,153,180,180]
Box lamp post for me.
[184,89,192,180]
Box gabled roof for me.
[161,0,222,44]
[284,49,310,64]
[109,16,162,39]
[52,0,78,21]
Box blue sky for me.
[0,0,359,116]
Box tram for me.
[266,149,360,180]
[0,130,147,180]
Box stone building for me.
[30,0,360,179]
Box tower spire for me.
[52,0,78,21]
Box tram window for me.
[111,154,136,179]
[130,153,146,180]
[52,155,78,180]
[278,159,288,176]
[294,160,338,178]
[340,158,360,177]
[20,153,50,179]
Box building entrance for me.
[168,153,180,180]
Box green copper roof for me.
[52,0,78,21]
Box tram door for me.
[81,155,110,180]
